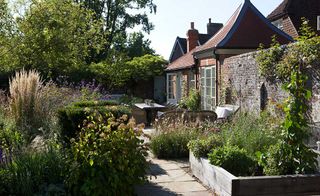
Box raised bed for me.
[190,151,320,196]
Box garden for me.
[0,0,163,194]
[0,69,151,195]
[0,0,320,194]
[149,20,320,195]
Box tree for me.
[257,19,320,175]
[74,0,156,60]
[91,54,166,90]
[126,32,155,58]
[0,0,18,73]
[12,0,104,81]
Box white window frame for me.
[167,73,176,103]
[317,16,320,31]
[200,66,216,110]
[189,71,196,91]
[272,19,284,30]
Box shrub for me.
[179,89,201,111]
[72,100,118,107]
[67,113,147,195]
[220,112,281,157]
[150,129,199,159]
[57,103,131,142]
[0,148,67,196]
[262,142,317,176]
[208,145,256,176]
[118,95,144,106]
[188,134,222,159]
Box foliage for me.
[256,35,285,82]
[13,0,103,81]
[220,112,281,157]
[0,125,23,163]
[256,19,319,175]
[75,0,156,60]
[179,89,201,111]
[0,0,17,74]
[57,103,131,142]
[126,32,155,58]
[150,129,199,159]
[91,54,166,89]
[72,100,118,107]
[0,148,67,196]
[188,134,222,159]
[118,94,144,106]
[208,145,256,176]
[67,113,147,195]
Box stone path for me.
[135,128,212,196]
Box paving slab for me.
[135,128,212,195]
[149,169,194,183]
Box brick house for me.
[267,0,320,39]
[165,20,223,104]
[193,0,293,110]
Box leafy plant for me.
[0,148,67,196]
[179,89,201,111]
[67,113,147,195]
[256,19,319,175]
[150,129,199,159]
[220,112,281,157]
[188,134,222,159]
[208,145,256,176]
[118,95,144,106]
[57,103,131,142]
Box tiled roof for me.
[195,4,242,52]
[166,29,215,71]
[267,0,320,33]
[165,48,196,71]
[267,0,289,21]
[195,0,293,54]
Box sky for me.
[144,0,283,60]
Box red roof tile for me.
[195,4,242,52]
[166,48,196,71]
[195,0,293,54]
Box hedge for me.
[72,100,118,107]
[57,103,131,142]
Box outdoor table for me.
[134,103,165,126]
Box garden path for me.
[135,128,213,196]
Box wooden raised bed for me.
[190,151,320,196]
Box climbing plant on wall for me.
[256,19,320,175]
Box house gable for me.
[194,0,293,58]
[168,37,187,63]
[267,0,320,38]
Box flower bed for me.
[190,151,320,196]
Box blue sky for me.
[145,0,283,59]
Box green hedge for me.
[57,102,131,142]
[72,100,118,107]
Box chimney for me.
[187,22,199,52]
[207,18,223,36]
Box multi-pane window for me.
[200,66,216,110]
[189,72,196,90]
[272,19,283,30]
[168,74,176,99]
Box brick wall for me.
[282,16,299,38]
[222,51,320,143]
